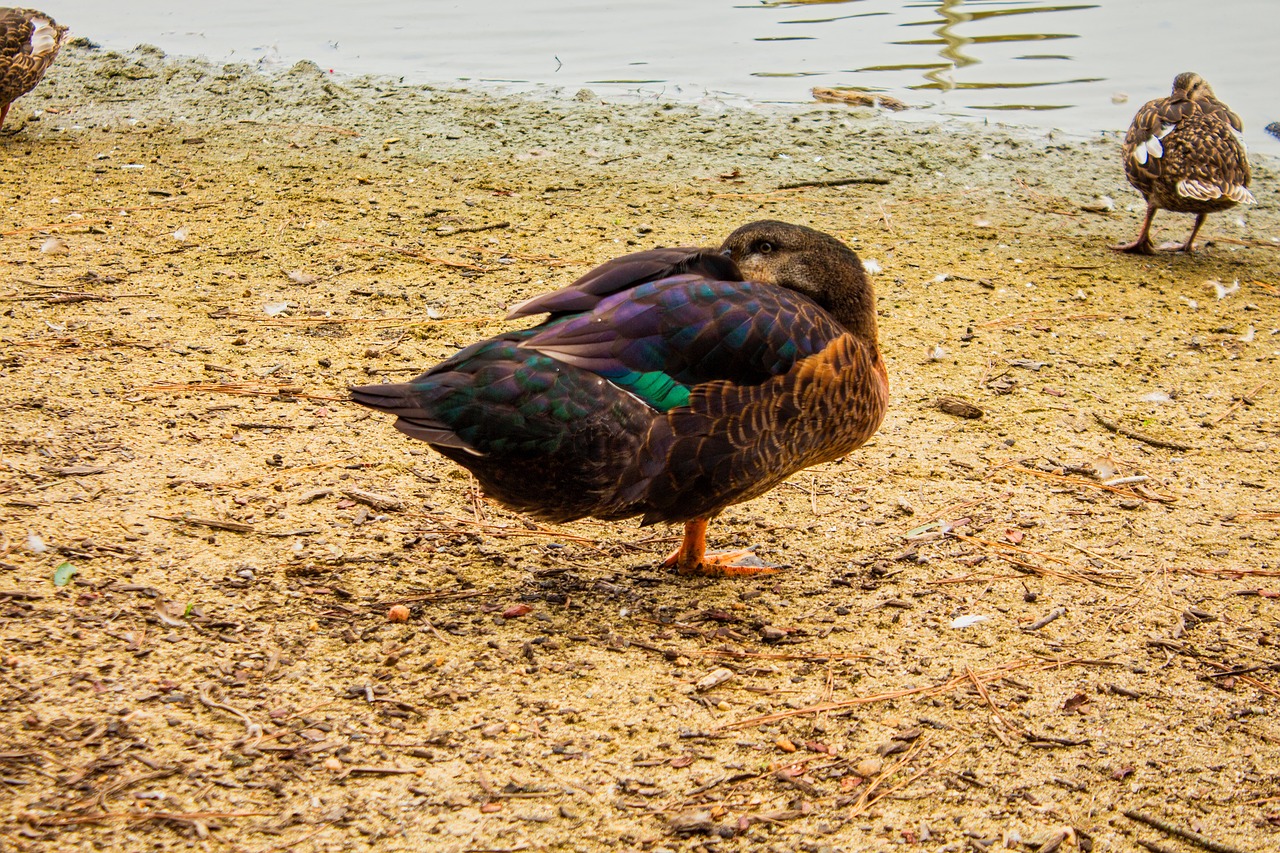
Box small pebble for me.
[855,756,883,777]
[387,604,411,622]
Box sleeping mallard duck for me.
[351,220,888,578]
[0,8,66,128]
[1115,72,1254,254]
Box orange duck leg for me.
[661,518,778,578]
[1111,204,1157,255]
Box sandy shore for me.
[2,44,1279,852]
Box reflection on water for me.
[925,0,983,87]
[740,0,1113,116]
[879,1,1103,107]
[47,0,1280,148]
[816,0,1271,145]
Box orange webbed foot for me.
[663,547,778,577]
[1111,237,1155,255]
[1113,206,1157,255]
[661,519,780,578]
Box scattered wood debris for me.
[812,86,911,111]
[342,488,404,512]
[937,396,984,419]
[1124,810,1252,853]
[1093,412,1193,451]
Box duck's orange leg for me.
[660,518,777,578]
[1177,213,1208,253]
[1112,204,1157,255]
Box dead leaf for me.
[1062,692,1091,715]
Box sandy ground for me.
[1,43,1279,853]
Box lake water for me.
[50,0,1280,151]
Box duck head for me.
[720,220,878,344]
[1172,72,1213,101]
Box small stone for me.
[667,810,715,834]
[855,756,883,777]
[322,757,342,772]
[387,604,411,622]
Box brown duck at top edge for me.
[0,8,67,128]
[1115,72,1254,255]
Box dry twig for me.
[1123,810,1251,853]
[332,237,489,270]
[776,176,891,190]
[951,532,1125,586]
[979,311,1115,329]
[149,513,255,533]
[135,381,343,402]
[993,461,1177,504]
[718,656,1087,731]
[25,809,269,828]
[198,684,264,747]
[851,743,960,817]
[1093,412,1194,451]
[1202,381,1267,427]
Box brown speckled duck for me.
[0,8,66,128]
[1115,72,1254,254]
[351,221,888,578]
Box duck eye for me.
[756,241,774,255]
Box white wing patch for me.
[1131,128,1170,167]
[1176,180,1256,204]
[1177,180,1221,201]
[29,17,59,56]
[1226,185,1256,204]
